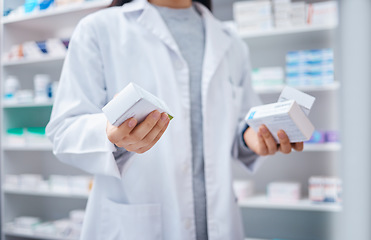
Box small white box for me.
[102,83,173,127]
[267,182,301,203]
[245,100,314,143]
[233,180,254,201]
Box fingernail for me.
[278,131,285,139]
[161,113,168,122]
[261,127,268,134]
[128,119,136,128]
[152,111,160,119]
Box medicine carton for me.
[102,83,173,127]
[267,182,301,203]
[245,100,314,143]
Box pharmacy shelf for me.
[239,196,342,212]
[2,55,65,67]
[4,228,78,240]
[304,143,341,152]
[240,23,338,39]
[4,187,89,199]
[3,101,53,108]
[253,82,340,94]
[2,0,111,32]
[3,143,53,151]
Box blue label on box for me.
[248,111,256,120]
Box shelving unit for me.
[234,1,341,239]
[3,143,53,151]
[239,196,342,212]
[3,101,53,108]
[4,188,89,199]
[1,0,111,32]
[0,1,109,239]
[253,81,340,94]
[2,56,65,67]
[4,228,78,240]
[304,143,341,152]
[239,23,338,39]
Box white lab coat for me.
[46,0,262,239]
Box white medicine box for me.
[245,100,314,143]
[102,83,173,127]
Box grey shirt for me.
[153,4,257,240]
[154,4,208,240]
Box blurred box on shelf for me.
[305,130,340,144]
[49,175,70,193]
[3,0,98,19]
[3,74,58,104]
[2,38,69,62]
[34,74,52,103]
[286,49,334,86]
[307,1,338,26]
[325,130,340,143]
[252,67,284,88]
[267,182,301,203]
[6,210,85,238]
[4,76,21,103]
[19,174,43,190]
[233,180,254,201]
[69,176,93,194]
[6,128,26,146]
[4,175,20,189]
[309,176,342,203]
[233,0,273,33]
[4,174,93,194]
[5,127,49,147]
[305,130,326,143]
[27,127,50,145]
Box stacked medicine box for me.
[233,0,273,34]
[286,49,334,86]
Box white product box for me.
[245,86,315,143]
[267,182,301,203]
[19,174,43,190]
[233,180,254,201]
[307,1,338,26]
[102,82,173,127]
[309,176,325,202]
[246,100,314,142]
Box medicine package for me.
[102,83,173,127]
[245,86,315,143]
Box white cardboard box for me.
[267,182,301,203]
[245,99,314,143]
[102,83,173,127]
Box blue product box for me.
[36,41,48,54]
[306,130,326,143]
[39,0,55,10]
[24,0,38,13]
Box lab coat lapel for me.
[122,0,181,56]
[196,3,232,97]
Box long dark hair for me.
[109,0,212,11]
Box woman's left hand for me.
[243,124,304,156]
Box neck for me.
[148,0,192,8]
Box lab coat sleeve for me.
[231,43,264,172]
[46,18,132,179]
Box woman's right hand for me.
[106,110,170,154]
